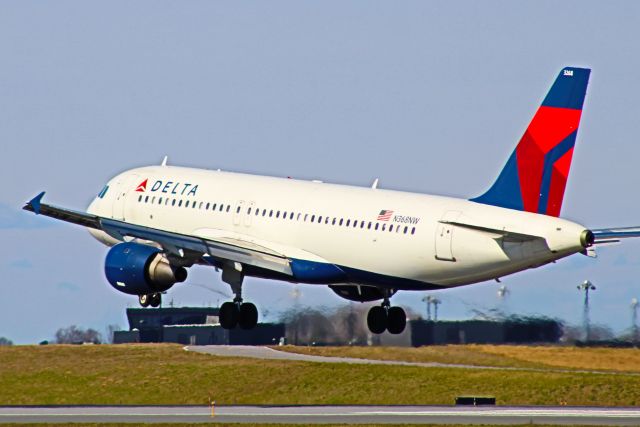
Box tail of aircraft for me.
[472,67,591,217]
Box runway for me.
[1,405,640,425]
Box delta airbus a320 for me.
[24,67,640,335]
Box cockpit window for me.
[98,185,109,199]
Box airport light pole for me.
[431,298,441,322]
[497,285,509,299]
[422,295,433,320]
[577,280,596,342]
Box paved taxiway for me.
[1,405,640,424]
[187,345,640,376]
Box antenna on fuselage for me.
[161,156,168,166]
[371,178,379,189]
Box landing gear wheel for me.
[138,294,151,308]
[387,306,406,334]
[238,303,258,330]
[149,293,161,308]
[220,301,239,329]
[367,306,387,334]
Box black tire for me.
[367,306,387,334]
[150,293,161,308]
[138,294,151,308]
[220,301,239,329]
[387,306,406,334]
[239,303,258,330]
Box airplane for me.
[23,67,640,335]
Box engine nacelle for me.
[329,285,395,302]
[104,242,187,295]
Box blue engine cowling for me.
[104,242,187,295]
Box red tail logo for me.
[135,179,148,192]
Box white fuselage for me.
[87,165,589,291]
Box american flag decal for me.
[377,210,393,221]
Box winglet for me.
[26,192,46,215]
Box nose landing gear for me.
[138,293,162,308]
[366,295,406,335]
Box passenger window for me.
[290,212,294,220]
[389,224,393,232]
[339,218,344,226]
[212,203,217,210]
[332,218,336,225]
[411,227,416,235]
[353,220,358,228]
[172,199,176,206]
[193,202,196,209]
[276,211,281,218]
[199,202,203,209]
[283,211,287,218]
[325,217,329,224]
[318,216,323,223]
[297,213,301,220]
[178,200,183,207]
[185,201,190,208]
[219,204,224,212]
[248,207,252,215]
[145,196,149,203]
[268,210,273,217]
[138,195,142,202]
[360,221,365,228]
[206,202,210,210]
[236,206,241,214]
[367,222,372,229]
[375,223,379,230]
[158,197,163,204]
[382,224,386,231]
[311,215,315,222]
[346,219,350,227]
[226,205,230,212]
[304,214,308,222]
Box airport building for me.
[113,307,285,345]
[409,318,563,346]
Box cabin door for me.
[434,210,460,261]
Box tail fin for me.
[471,67,590,217]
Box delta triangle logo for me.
[135,179,148,192]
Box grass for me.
[8,425,599,427]
[0,344,640,407]
[275,344,640,372]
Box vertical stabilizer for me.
[471,67,590,217]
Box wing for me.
[591,226,640,244]
[23,192,292,276]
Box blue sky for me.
[2,1,640,343]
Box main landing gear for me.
[218,262,258,330]
[138,293,162,308]
[367,296,406,335]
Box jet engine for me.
[104,242,187,295]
